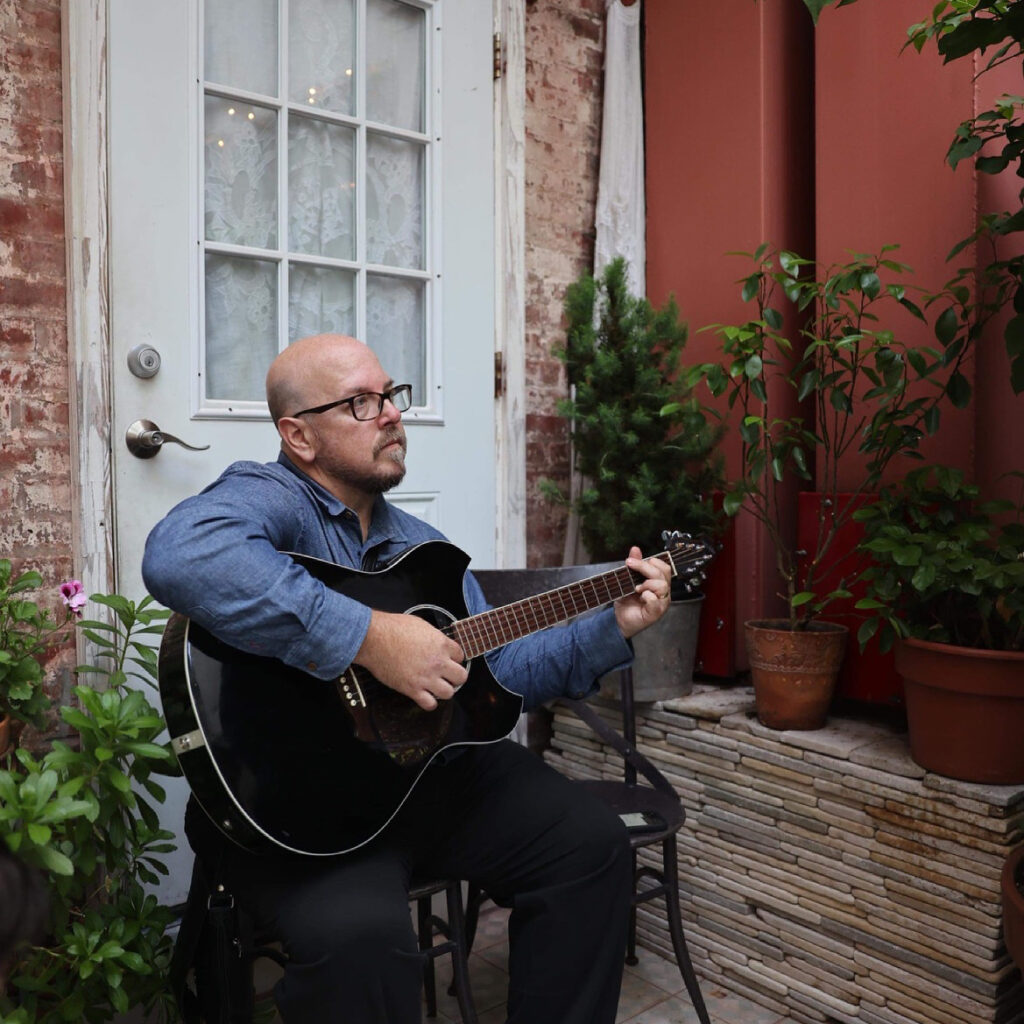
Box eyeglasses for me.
[291,384,413,421]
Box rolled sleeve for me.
[484,607,633,710]
[142,465,372,681]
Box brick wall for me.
[0,0,75,717]
[0,0,71,580]
[523,0,605,566]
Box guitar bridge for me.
[339,669,367,709]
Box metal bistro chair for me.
[169,853,478,1023]
[471,565,711,1024]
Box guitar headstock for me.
[661,529,717,594]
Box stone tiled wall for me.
[0,0,71,582]
[523,0,605,566]
[546,686,1024,1024]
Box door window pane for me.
[205,0,277,95]
[201,0,434,414]
[289,117,356,259]
[205,254,278,401]
[205,97,278,248]
[289,0,356,116]
[367,274,424,402]
[367,133,424,269]
[289,265,356,343]
[367,0,425,132]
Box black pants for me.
[187,740,632,1024]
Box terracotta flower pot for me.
[1002,844,1024,971]
[744,619,848,731]
[0,713,10,758]
[896,637,1024,784]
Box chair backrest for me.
[471,564,641,784]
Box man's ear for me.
[276,416,317,465]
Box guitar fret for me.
[452,541,710,658]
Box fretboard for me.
[448,549,685,660]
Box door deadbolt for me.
[127,344,162,379]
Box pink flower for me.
[60,580,87,618]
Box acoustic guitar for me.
[158,534,714,857]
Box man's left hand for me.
[613,546,672,639]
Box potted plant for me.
[543,256,726,699]
[854,464,1024,782]
[0,570,179,1024]
[678,245,966,729]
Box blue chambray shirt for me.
[142,454,633,709]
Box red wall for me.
[646,0,1024,673]
[645,0,815,669]
[815,0,977,484]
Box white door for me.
[108,0,496,902]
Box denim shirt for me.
[142,454,632,710]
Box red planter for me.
[745,619,848,731]
[897,638,1024,785]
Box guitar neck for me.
[451,549,681,660]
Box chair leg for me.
[463,882,484,953]
[417,893,439,1018]
[444,881,479,1024]
[626,848,639,966]
[662,835,712,1024]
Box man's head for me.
[267,335,408,509]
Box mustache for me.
[374,427,407,456]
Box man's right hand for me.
[354,610,468,711]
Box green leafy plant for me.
[542,256,725,564]
[800,0,1024,393]
[0,561,77,730]
[854,464,1024,652]
[0,578,179,1024]
[678,245,964,629]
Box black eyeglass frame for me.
[291,384,414,421]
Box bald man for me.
[144,334,673,1024]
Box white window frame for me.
[191,0,445,425]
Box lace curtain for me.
[203,0,427,405]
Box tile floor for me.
[416,903,797,1024]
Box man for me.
[143,333,673,1024]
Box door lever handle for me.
[126,419,210,459]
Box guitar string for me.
[446,545,709,660]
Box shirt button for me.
[306,661,318,671]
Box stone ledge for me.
[546,688,1024,1024]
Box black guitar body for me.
[158,542,524,857]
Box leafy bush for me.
[0,581,179,1024]
[855,465,1024,651]
[0,561,75,730]
[543,256,724,562]
[681,246,962,628]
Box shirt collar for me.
[275,452,409,546]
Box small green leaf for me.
[934,307,958,345]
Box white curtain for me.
[563,0,646,565]
[593,0,645,292]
